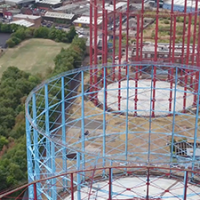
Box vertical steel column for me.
[103,66,107,175]
[183,171,189,200]
[169,16,176,114]
[192,0,198,66]
[186,12,192,64]
[90,0,93,66]
[140,0,144,59]
[183,14,192,112]
[104,10,108,110]
[76,152,81,200]
[134,64,139,116]
[135,15,140,116]
[108,168,112,200]
[152,0,159,117]
[190,0,198,88]
[146,168,150,200]
[32,94,40,197]
[194,16,200,105]
[33,183,37,200]
[61,77,67,188]
[90,0,93,97]
[192,72,200,177]
[125,65,129,161]
[136,15,140,62]
[45,82,56,200]
[101,0,105,86]
[118,13,122,111]
[71,173,74,200]
[170,67,178,166]
[125,0,130,74]
[112,0,116,81]
[102,0,105,65]
[172,14,176,63]
[148,65,154,163]
[105,10,108,64]
[51,141,56,200]
[81,71,85,178]
[94,0,98,106]
[26,109,34,199]
[168,0,174,64]
[94,0,98,66]
[119,12,122,61]
[140,0,144,75]
[181,0,187,65]
[45,84,51,197]
[194,71,199,105]
[198,15,200,67]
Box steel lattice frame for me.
[25,62,200,200]
[23,0,200,199]
[90,0,200,109]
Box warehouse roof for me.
[73,16,102,25]
[44,11,74,20]
[54,4,79,11]
[105,2,127,11]
[13,14,41,19]
[5,0,34,5]
[35,0,61,5]
[10,19,34,27]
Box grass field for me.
[0,39,69,77]
[143,16,198,44]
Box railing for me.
[1,165,200,200]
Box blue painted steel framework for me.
[25,63,200,199]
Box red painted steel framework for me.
[0,166,199,200]
[89,0,200,116]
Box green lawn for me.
[0,39,69,77]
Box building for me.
[54,4,80,12]
[12,14,41,27]
[10,19,34,27]
[149,0,164,8]
[131,42,197,63]
[43,11,75,24]
[73,16,103,28]
[35,0,62,9]
[4,0,34,6]
[0,4,20,18]
[163,0,200,12]
[105,1,127,12]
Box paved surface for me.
[0,33,10,48]
[98,80,194,116]
[65,176,200,200]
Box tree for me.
[48,27,57,40]
[6,39,15,48]
[0,136,8,151]
[12,36,21,46]
[33,26,50,38]
[0,24,11,33]
[0,35,86,193]
[67,26,77,42]
[71,36,86,54]
[12,28,26,40]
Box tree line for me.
[0,23,77,47]
[0,35,86,193]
